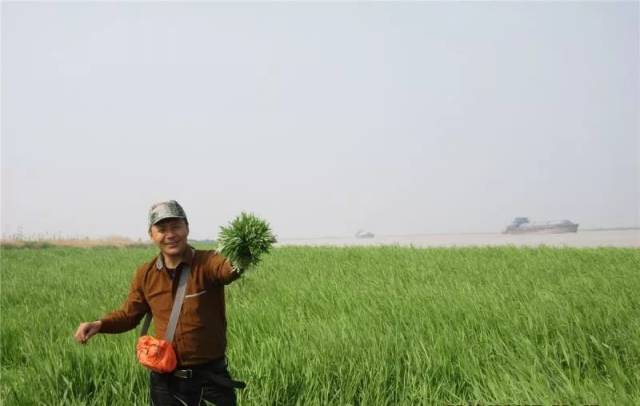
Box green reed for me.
[1,245,638,405]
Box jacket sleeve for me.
[205,251,241,286]
[99,265,150,333]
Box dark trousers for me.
[150,359,239,406]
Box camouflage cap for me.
[148,200,188,228]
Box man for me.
[74,200,244,406]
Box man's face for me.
[149,218,189,257]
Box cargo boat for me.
[504,217,579,234]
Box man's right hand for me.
[74,320,102,344]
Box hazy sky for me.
[2,2,638,240]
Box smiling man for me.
[74,200,245,406]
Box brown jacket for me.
[100,247,240,366]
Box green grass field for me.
[1,245,639,405]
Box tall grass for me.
[1,246,638,405]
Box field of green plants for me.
[1,245,639,405]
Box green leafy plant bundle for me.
[216,212,276,271]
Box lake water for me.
[277,229,640,248]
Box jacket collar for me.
[155,245,195,271]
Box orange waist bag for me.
[136,336,177,373]
[136,265,191,373]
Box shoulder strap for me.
[139,265,191,342]
[140,312,152,337]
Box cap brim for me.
[151,215,186,226]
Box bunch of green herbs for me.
[216,212,276,270]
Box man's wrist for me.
[232,264,244,275]
[96,319,110,333]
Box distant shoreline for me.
[279,227,640,241]
[277,229,640,248]
[2,228,638,248]
[580,226,640,231]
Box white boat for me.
[355,230,375,239]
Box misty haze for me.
[1,2,638,246]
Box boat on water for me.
[355,230,375,239]
[504,217,579,234]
